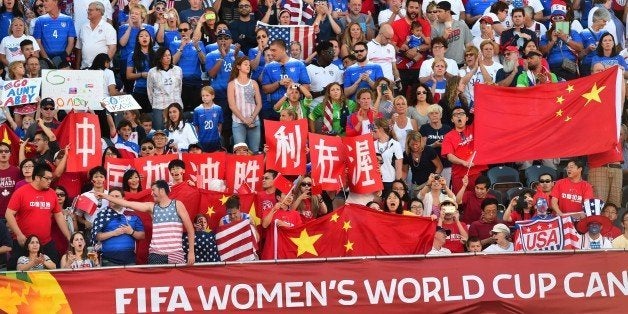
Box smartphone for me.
[205,13,216,20]
[555,21,569,34]
[380,83,388,93]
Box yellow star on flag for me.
[330,213,339,222]
[566,84,574,93]
[344,240,354,252]
[342,220,352,231]
[289,229,322,257]
[581,83,606,106]
[565,116,572,122]
[219,194,229,205]
[2,128,11,145]
[556,95,564,104]
[555,109,563,117]
[248,203,260,226]
[205,206,215,217]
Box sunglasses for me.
[301,182,312,187]
[37,4,44,8]
[57,193,66,197]
[178,28,189,32]
[539,180,552,183]
[353,49,366,53]
[141,146,154,151]
[156,7,165,12]
[0,149,10,153]
[465,53,476,57]
[427,11,436,14]
[42,106,55,111]
[416,91,427,95]
[217,36,229,40]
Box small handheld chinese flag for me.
[274,174,294,194]
[73,194,98,215]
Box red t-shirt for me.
[441,124,487,181]
[270,209,303,228]
[259,191,278,219]
[0,166,22,217]
[55,171,86,200]
[7,183,61,244]
[391,17,431,69]
[468,220,498,248]
[442,221,468,253]
[461,191,495,225]
[550,179,595,214]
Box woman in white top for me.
[164,102,198,152]
[227,56,262,154]
[148,46,182,131]
[391,96,417,152]
[0,17,39,67]
[60,232,98,269]
[372,117,403,192]
[418,173,455,219]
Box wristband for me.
[131,230,135,236]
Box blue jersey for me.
[540,30,582,67]
[117,10,129,27]
[169,41,206,84]
[93,208,144,264]
[343,63,384,95]
[328,0,348,13]
[126,52,151,92]
[332,58,344,70]
[163,30,180,47]
[261,58,311,105]
[465,0,493,18]
[579,29,607,67]
[193,104,223,144]
[592,55,628,71]
[118,24,156,66]
[248,47,266,81]
[0,12,13,41]
[205,49,245,99]
[33,14,76,57]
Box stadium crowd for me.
[0,0,627,270]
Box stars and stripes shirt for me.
[150,200,184,263]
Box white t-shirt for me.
[306,63,343,102]
[73,0,114,35]
[419,57,459,78]
[374,138,403,183]
[367,39,396,81]
[378,8,406,26]
[103,68,116,97]
[422,0,465,21]
[76,19,117,69]
[483,242,514,253]
[427,246,452,255]
[0,35,40,64]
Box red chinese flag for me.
[182,152,226,189]
[125,189,153,265]
[170,182,201,219]
[474,67,622,165]
[308,133,345,191]
[225,154,265,192]
[55,112,102,172]
[264,119,308,175]
[104,157,133,189]
[133,154,178,190]
[198,189,230,232]
[342,134,383,194]
[261,204,436,259]
[274,173,294,194]
[72,193,98,215]
[0,123,28,166]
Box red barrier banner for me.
[1,251,626,313]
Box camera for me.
[434,174,441,180]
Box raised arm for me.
[98,192,154,212]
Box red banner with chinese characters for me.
[264,119,308,175]
[55,112,102,172]
[182,152,226,189]
[308,133,346,191]
[104,157,134,189]
[225,154,265,192]
[1,251,626,313]
[134,154,178,189]
[342,134,383,194]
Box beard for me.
[357,55,367,63]
[407,11,418,20]
[502,59,517,73]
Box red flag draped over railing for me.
[473,67,622,165]
[342,134,383,194]
[264,119,308,175]
[55,112,102,172]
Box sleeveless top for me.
[233,79,258,124]
[150,200,184,262]
[394,117,414,151]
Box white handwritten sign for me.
[41,70,104,110]
[102,95,142,112]
[1,78,41,107]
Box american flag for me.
[216,219,257,261]
[257,22,315,60]
[151,204,185,264]
[283,0,315,24]
[183,231,221,263]
[514,215,581,251]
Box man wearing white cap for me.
[483,223,514,252]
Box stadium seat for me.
[524,165,557,188]
[488,189,504,206]
[487,166,522,195]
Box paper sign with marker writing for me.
[1,78,41,107]
[102,95,142,112]
[41,70,104,110]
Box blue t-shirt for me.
[248,47,267,81]
[579,29,607,66]
[118,24,156,66]
[540,30,582,66]
[465,0,493,17]
[117,10,129,27]
[205,49,245,99]
[163,30,180,47]
[591,55,628,71]
[343,63,384,96]
[95,209,144,264]
[126,52,151,92]
[169,41,206,84]
[261,58,311,106]
[0,12,13,41]
[580,0,595,28]
[33,13,76,57]
[193,104,223,144]
[328,0,348,13]
[332,58,344,70]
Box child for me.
[193,86,223,152]
[139,113,155,138]
[404,21,425,68]
[1,106,33,139]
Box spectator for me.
[164,103,199,152]
[591,32,628,76]
[229,0,259,54]
[26,99,60,141]
[6,163,70,270]
[274,84,312,120]
[533,172,555,203]
[0,17,40,68]
[309,1,342,43]
[576,199,613,249]
[503,189,536,223]
[261,192,302,228]
[515,50,557,86]
[458,46,495,107]
[611,211,628,249]
[579,8,611,76]
[483,223,514,252]
[309,82,356,135]
[418,173,455,218]
[471,16,500,61]
[119,5,156,93]
[495,45,524,86]
[465,236,482,252]
[343,41,384,98]
[373,118,403,192]
[122,169,142,193]
[171,22,207,112]
[139,113,155,138]
[345,88,380,136]
[391,179,411,209]
[139,139,156,157]
[367,24,401,85]
[600,203,622,239]
[366,201,382,211]
[340,0,376,40]
[538,2,583,81]
[587,0,625,49]
[75,1,116,69]
[378,0,406,26]
[13,159,35,191]
[404,131,443,189]
[419,39,458,85]
[4,61,37,127]
[390,96,418,151]
[60,231,98,268]
[340,22,366,59]
[179,0,205,30]
[470,1,509,38]
[406,198,423,215]
[0,142,20,218]
[468,198,500,249]
[456,175,494,225]
[220,195,255,227]
[156,7,181,47]
[437,198,468,253]
[151,130,169,155]
[382,190,404,214]
[499,8,538,53]
[75,166,109,234]
[420,104,452,182]
[126,29,156,112]
[147,47,183,131]
[431,1,472,66]
[523,5,547,40]
[292,175,328,222]
[25,126,60,165]
[33,0,76,67]
[407,83,431,127]
[550,159,595,216]
[97,180,196,265]
[25,55,40,78]
[374,77,395,118]
[392,0,432,85]
[106,120,140,158]
[193,6,219,46]
[193,86,223,152]
[249,27,269,81]
[306,41,344,102]
[427,226,452,255]
[227,56,263,153]
[16,235,57,270]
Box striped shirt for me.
[232,79,257,124]
[150,200,184,263]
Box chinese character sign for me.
[134,154,178,189]
[182,152,227,190]
[104,157,133,189]
[264,119,308,175]
[342,135,383,194]
[55,112,102,172]
[225,154,265,192]
[308,133,345,191]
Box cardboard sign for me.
[41,69,104,110]
[102,95,142,112]
[1,78,41,107]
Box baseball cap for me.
[436,226,452,236]
[217,29,232,38]
[491,223,511,235]
[479,16,495,24]
[436,1,455,15]
[40,97,55,108]
[153,129,167,137]
[504,46,519,53]
[233,142,249,150]
[524,50,543,58]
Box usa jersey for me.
[261,58,311,104]
[193,104,223,144]
[343,63,384,95]
[204,49,244,99]
[118,24,156,66]
[33,14,76,56]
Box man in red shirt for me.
[468,198,501,250]
[437,198,468,253]
[441,106,487,193]
[0,142,21,219]
[550,159,595,216]
[456,175,495,225]
[5,163,70,270]
[261,193,302,229]
[258,169,279,218]
[391,0,431,88]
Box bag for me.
[561,58,578,74]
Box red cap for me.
[505,46,519,53]
[479,16,494,24]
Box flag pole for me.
[465,151,477,177]
[273,220,278,261]
[338,175,347,200]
